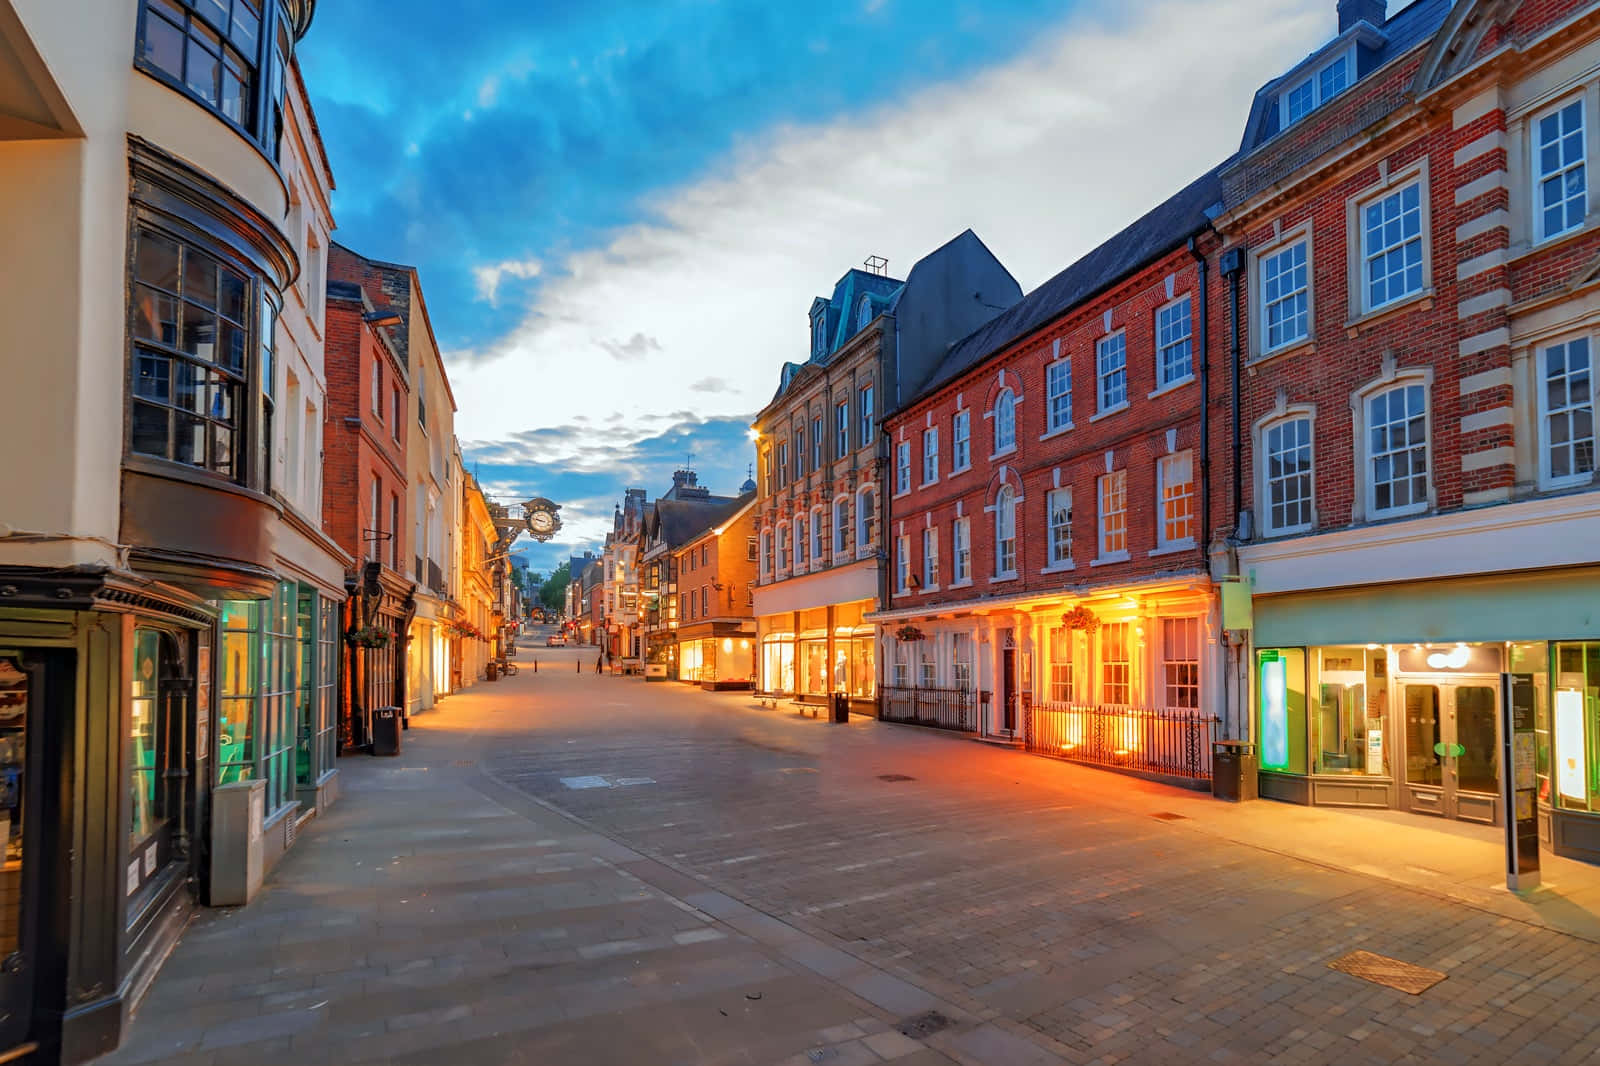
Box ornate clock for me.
[521,497,563,542]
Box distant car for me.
[545,634,567,647]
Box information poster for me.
[1556,689,1587,804]
[1260,652,1288,771]
[1366,729,1384,775]
[1502,672,1541,890]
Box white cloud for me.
[471,257,543,305]
[447,0,1329,446]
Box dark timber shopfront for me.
[1251,567,1600,865]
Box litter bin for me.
[830,692,849,724]
[1211,740,1258,801]
[485,660,499,682]
[372,706,402,757]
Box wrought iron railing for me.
[1025,702,1219,780]
[881,685,976,733]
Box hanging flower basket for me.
[895,624,926,642]
[1061,605,1101,633]
[347,625,392,649]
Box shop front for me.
[753,561,878,713]
[676,621,756,690]
[1251,566,1600,863]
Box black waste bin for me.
[830,692,849,724]
[486,660,498,682]
[1211,740,1258,802]
[372,706,402,757]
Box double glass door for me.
[1401,678,1501,824]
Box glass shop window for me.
[1258,648,1308,775]
[1553,641,1600,813]
[1509,642,1551,804]
[1310,646,1389,776]
[130,629,167,847]
[217,600,258,785]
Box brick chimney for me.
[1337,0,1385,32]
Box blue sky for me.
[299,0,1397,574]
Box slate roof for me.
[811,268,905,364]
[914,163,1228,405]
[1236,0,1451,153]
[646,494,744,550]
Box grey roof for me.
[914,163,1227,405]
[1236,0,1451,154]
[646,494,744,549]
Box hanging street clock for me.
[522,497,563,542]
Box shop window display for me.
[131,630,164,845]
[1310,646,1388,776]
[1258,648,1308,774]
[1553,641,1600,813]
[0,660,25,955]
[217,601,257,785]
[801,640,828,695]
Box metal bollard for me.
[576,656,581,673]
[534,659,538,673]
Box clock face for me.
[529,510,555,534]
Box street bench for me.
[752,691,782,710]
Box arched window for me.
[795,515,808,566]
[858,295,873,329]
[833,497,850,555]
[856,487,877,552]
[994,389,1016,452]
[995,485,1017,576]
[759,529,773,577]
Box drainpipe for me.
[1219,245,1246,742]
[1186,237,1211,558]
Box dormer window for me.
[1281,46,1352,129]
[857,295,873,330]
[811,315,826,357]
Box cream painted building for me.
[0,2,337,1061]
[405,275,458,713]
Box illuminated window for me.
[1162,617,1200,709]
[1100,622,1130,705]
[1098,470,1127,559]
[1049,627,1073,704]
[1157,451,1195,548]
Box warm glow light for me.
[747,427,760,441]
[722,638,733,653]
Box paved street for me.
[100,630,1600,1066]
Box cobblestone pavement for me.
[97,633,1600,1066]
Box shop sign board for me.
[1501,672,1541,892]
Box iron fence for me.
[1025,702,1219,780]
[881,686,976,733]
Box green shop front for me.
[1251,566,1600,864]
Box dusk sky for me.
[297,0,1418,574]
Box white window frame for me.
[1255,407,1317,537]
[952,516,971,585]
[810,505,826,563]
[1155,451,1196,551]
[922,526,939,590]
[993,388,1016,454]
[811,415,822,471]
[1536,335,1596,490]
[993,485,1017,579]
[1254,229,1312,357]
[859,384,874,447]
[1533,95,1588,245]
[760,530,773,578]
[794,514,808,568]
[895,440,911,495]
[835,400,849,458]
[777,525,789,572]
[1045,487,1073,569]
[952,409,971,471]
[895,534,911,594]
[1045,358,1073,433]
[1356,174,1427,314]
[1279,44,1353,130]
[1096,470,1128,562]
[1354,370,1433,521]
[1096,331,1128,414]
[855,485,877,557]
[1154,296,1194,391]
[922,426,939,485]
[1160,616,1202,710]
[833,495,850,556]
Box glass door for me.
[0,656,41,1050]
[1400,679,1501,824]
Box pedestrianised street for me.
[99,628,1600,1066]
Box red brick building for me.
[675,492,759,689]
[873,171,1228,776]
[1216,0,1600,858]
[322,276,411,748]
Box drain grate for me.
[878,774,916,783]
[1150,811,1187,821]
[896,1010,949,1040]
[1329,950,1446,995]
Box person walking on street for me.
[595,652,602,674]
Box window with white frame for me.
[1361,181,1424,311]
[834,497,850,554]
[893,641,909,687]
[1046,358,1072,432]
[777,525,789,570]
[1366,381,1429,517]
[1162,617,1200,709]
[922,427,939,484]
[857,486,877,549]
[1100,622,1131,705]
[953,633,973,689]
[994,388,1016,452]
[1262,415,1314,534]
[1156,297,1193,388]
[1047,487,1072,566]
[835,400,849,457]
[760,530,773,577]
[1048,627,1073,704]
[952,409,971,470]
[895,534,911,593]
[1157,451,1195,548]
[776,441,788,487]
[859,384,874,445]
[811,507,826,562]
[1098,470,1127,558]
[1539,336,1595,487]
[1281,47,1349,128]
[1097,332,1127,411]
[895,440,911,494]
[1260,240,1309,352]
[811,416,822,470]
[794,428,805,477]
[994,485,1017,576]
[795,515,808,567]
[919,644,936,688]
[922,526,939,589]
[1535,98,1587,243]
[953,516,971,583]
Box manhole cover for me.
[878,774,916,783]
[1329,950,1446,995]
[1150,811,1187,821]
[896,1010,949,1039]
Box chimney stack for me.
[1337,0,1385,33]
